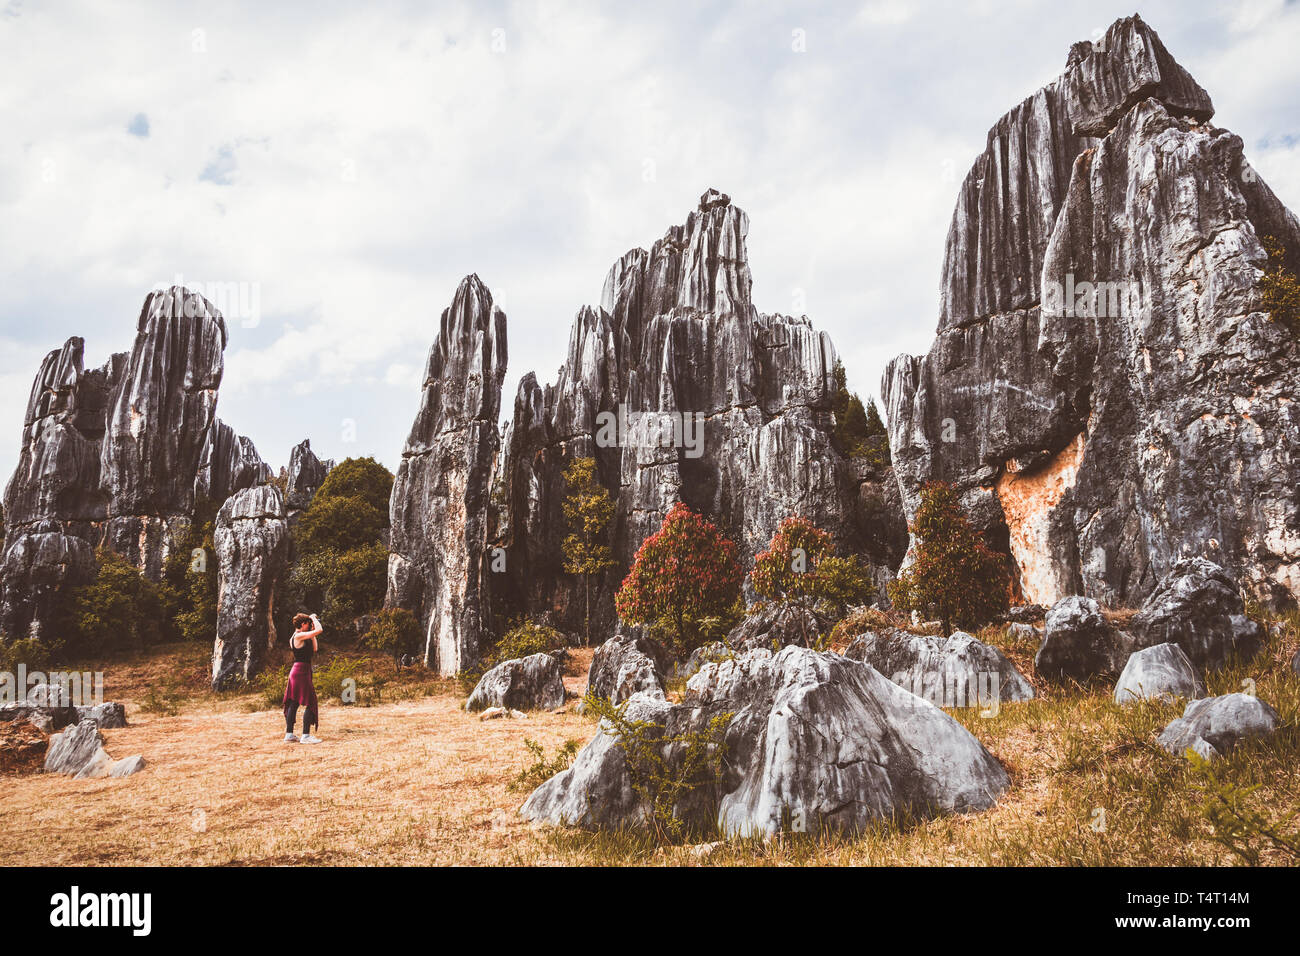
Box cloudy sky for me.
[2,0,1297,484]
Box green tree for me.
[297,495,386,555]
[363,607,423,669]
[615,502,742,656]
[159,498,219,643]
[67,549,165,655]
[312,456,394,514]
[561,457,616,646]
[888,482,1008,636]
[1260,234,1300,333]
[831,360,890,467]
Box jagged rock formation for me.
[211,485,289,689]
[491,189,906,638]
[1,287,277,643]
[385,275,508,676]
[883,15,1300,610]
[283,439,334,517]
[522,646,1010,836]
[584,628,671,704]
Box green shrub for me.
[583,692,732,845]
[363,608,423,669]
[310,457,394,515]
[888,482,1008,636]
[297,495,387,555]
[1260,234,1300,334]
[510,738,582,792]
[494,619,567,664]
[65,549,166,655]
[284,543,388,631]
[140,675,186,716]
[831,360,890,468]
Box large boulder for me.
[522,647,1010,837]
[882,15,1300,612]
[466,653,565,712]
[1157,694,1280,760]
[77,702,128,729]
[1129,559,1265,670]
[1113,643,1204,705]
[844,628,1034,705]
[385,275,508,676]
[43,718,107,776]
[1035,596,1134,682]
[584,628,670,704]
[211,485,289,689]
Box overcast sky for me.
[2,0,1298,485]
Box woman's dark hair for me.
[292,613,312,630]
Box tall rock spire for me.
[385,274,508,676]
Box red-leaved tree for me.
[614,502,742,655]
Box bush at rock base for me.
[889,482,1008,636]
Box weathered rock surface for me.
[584,628,669,704]
[1157,693,1280,760]
[211,485,289,689]
[883,15,1300,611]
[1035,596,1135,682]
[385,275,507,676]
[1129,559,1265,670]
[43,718,106,776]
[725,602,829,653]
[77,701,128,729]
[489,189,907,638]
[283,438,334,517]
[0,701,78,732]
[2,287,276,642]
[465,653,566,712]
[1113,642,1204,704]
[522,647,1010,837]
[844,628,1034,704]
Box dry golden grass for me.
[2,616,1297,866]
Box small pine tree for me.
[561,457,616,646]
[888,482,1008,636]
[615,502,742,655]
[831,360,890,467]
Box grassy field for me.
[1,619,1297,866]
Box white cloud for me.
[0,0,1297,483]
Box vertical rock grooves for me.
[1,286,277,643]
[385,275,508,676]
[884,14,1300,609]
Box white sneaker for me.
[299,734,322,744]
[283,733,299,743]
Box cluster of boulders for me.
[522,646,1010,837]
[0,685,141,778]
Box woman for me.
[283,612,323,744]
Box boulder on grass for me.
[1035,596,1134,682]
[522,647,1010,838]
[1130,559,1264,670]
[1113,643,1204,705]
[585,628,670,704]
[466,653,565,712]
[43,718,106,776]
[1157,693,1280,760]
[0,702,77,732]
[77,702,128,728]
[844,629,1034,704]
